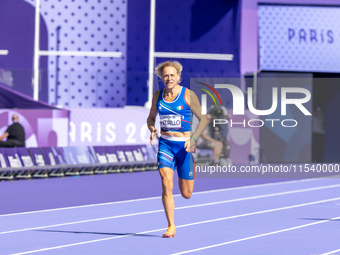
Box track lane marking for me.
[1,184,340,235]
[0,177,328,217]
[322,248,340,255]
[171,215,340,255]
[9,197,340,255]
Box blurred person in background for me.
[147,60,207,238]
[197,105,231,165]
[196,113,224,164]
[0,114,25,147]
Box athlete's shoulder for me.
[183,87,192,95]
[184,87,199,98]
[183,86,191,92]
[151,90,162,105]
[184,87,198,94]
[153,89,162,99]
[183,87,191,106]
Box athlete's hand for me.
[150,128,158,145]
[184,137,196,153]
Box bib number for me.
[160,115,182,129]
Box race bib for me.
[160,115,182,129]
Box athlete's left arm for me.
[184,89,208,152]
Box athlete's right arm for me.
[147,90,160,145]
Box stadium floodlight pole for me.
[0,50,9,55]
[145,0,156,109]
[33,0,41,101]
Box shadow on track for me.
[35,229,160,237]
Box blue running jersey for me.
[156,86,191,132]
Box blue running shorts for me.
[157,136,195,180]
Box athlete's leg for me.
[159,167,175,227]
[178,178,194,199]
[176,143,195,199]
[157,137,177,237]
[159,167,177,237]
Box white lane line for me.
[2,184,340,235]
[0,196,161,218]
[0,50,9,55]
[9,197,340,255]
[322,248,340,255]
[171,215,340,255]
[0,209,162,235]
[9,226,167,255]
[0,177,330,217]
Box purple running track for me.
[0,177,339,254]
[0,170,297,215]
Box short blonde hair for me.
[155,60,183,82]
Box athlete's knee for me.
[160,168,174,194]
[180,189,192,199]
[179,178,194,199]
[161,178,173,195]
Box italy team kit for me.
[156,86,195,180]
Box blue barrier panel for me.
[29,147,46,166]
[17,147,34,167]
[103,146,137,163]
[103,146,119,163]
[128,145,152,162]
[0,148,10,168]
[3,148,22,168]
[91,146,108,164]
[103,144,157,163]
[59,146,96,165]
[41,147,66,165]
